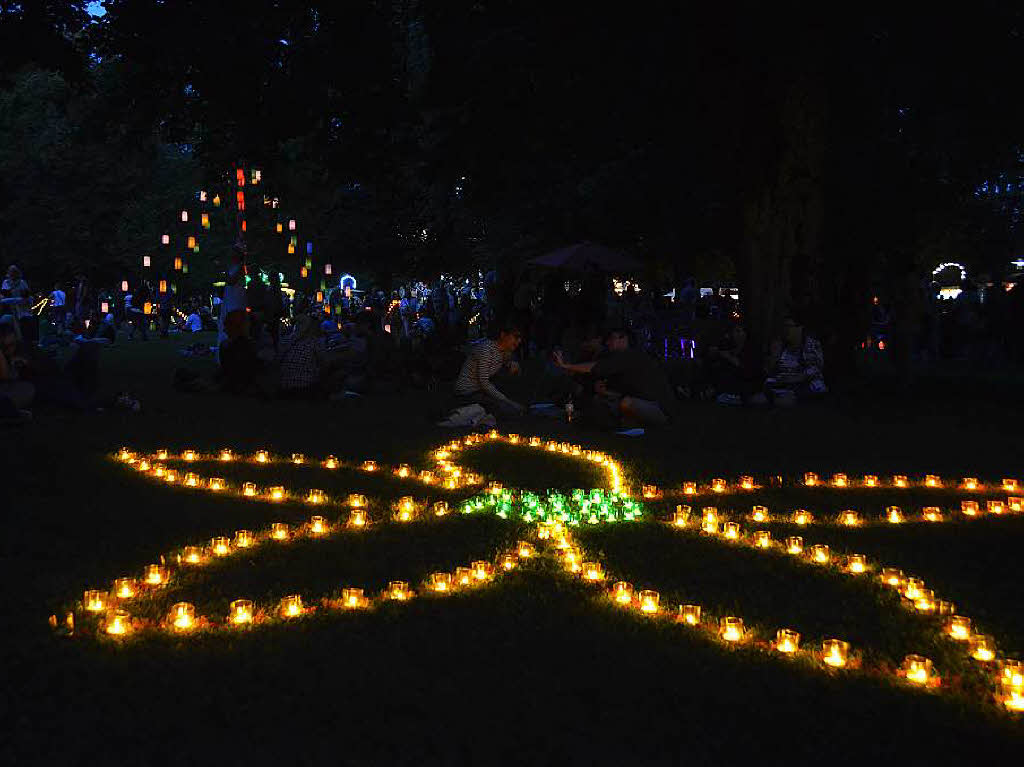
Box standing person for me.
[49,283,67,334]
[1,265,31,341]
[219,246,248,348]
[124,288,148,341]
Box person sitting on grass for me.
[0,318,33,421]
[277,313,329,399]
[764,314,827,406]
[452,323,524,416]
[553,327,676,428]
[218,309,271,395]
[707,321,766,406]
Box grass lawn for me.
[4,333,1024,765]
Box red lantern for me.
[300,266,308,278]
[241,220,247,232]
[236,168,245,186]
[174,257,183,271]
[236,191,245,211]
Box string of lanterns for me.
[57,433,1022,715]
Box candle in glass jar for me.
[961,500,979,516]
[775,629,800,653]
[612,581,634,605]
[1009,497,1023,512]
[880,568,903,588]
[701,507,718,534]
[309,516,327,535]
[84,590,106,612]
[914,589,936,613]
[271,522,289,540]
[152,464,166,478]
[164,470,178,483]
[723,522,741,540]
[268,486,285,501]
[183,472,201,488]
[472,561,490,581]
[349,509,367,527]
[903,577,925,600]
[242,482,257,497]
[673,505,691,527]
[583,562,604,581]
[182,449,196,462]
[518,541,535,559]
[255,450,269,463]
[210,537,231,556]
[105,610,130,635]
[281,595,303,617]
[114,578,135,599]
[839,510,860,526]
[922,507,942,522]
[683,481,697,495]
[323,455,339,469]
[962,477,978,490]
[639,590,660,614]
[430,572,451,592]
[234,530,254,548]
[306,489,326,505]
[395,463,411,478]
[144,564,166,585]
[846,554,867,574]
[208,477,225,491]
[183,546,202,564]
[832,473,847,488]
[751,505,769,523]
[679,604,701,626]
[642,484,660,499]
[970,635,996,662]
[792,510,812,525]
[291,453,304,465]
[740,476,754,490]
[786,536,803,555]
[218,449,233,462]
[1002,478,1018,492]
[230,599,253,624]
[925,474,940,487]
[154,449,168,460]
[893,475,908,488]
[811,544,830,564]
[863,475,878,487]
[902,654,934,684]
[170,602,195,630]
[712,478,726,493]
[454,567,472,587]
[753,530,772,549]
[388,581,410,600]
[804,472,818,487]
[136,458,151,472]
[946,615,971,641]
[342,587,365,609]
[886,506,903,524]
[822,639,849,668]
[362,460,377,472]
[987,500,1005,515]
[720,617,744,642]
[500,553,517,571]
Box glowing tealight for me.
[822,639,849,668]
[113,578,136,599]
[211,536,231,556]
[642,484,660,499]
[419,470,437,484]
[430,572,451,592]
[902,654,934,685]
[472,561,490,581]
[342,587,366,609]
[683,482,697,495]
[500,553,517,571]
[584,562,604,581]
[792,510,812,526]
[970,635,996,662]
[508,433,519,444]
[922,507,942,522]
[155,449,168,460]
[117,448,134,462]
[271,522,289,541]
[433,501,449,517]
[804,472,818,487]
[136,459,151,472]
[323,456,339,469]
[880,568,903,588]
[1009,497,1023,512]
[105,610,130,635]
[182,450,196,462]
[776,628,800,653]
[903,577,925,600]
[740,476,754,490]
[255,450,269,463]
[886,506,903,524]
[839,510,860,526]
[349,509,367,527]
[613,581,634,605]
[219,449,233,462]
[455,566,473,586]
[230,599,253,624]
[184,472,201,488]
[893,475,908,488]
[152,464,166,478]
[209,477,225,491]
[925,474,940,487]
[863,475,878,487]
[701,507,719,535]
[914,589,936,613]
[309,516,327,535]
[785,536,803,555]
[362,460,377,472]
[171,602,195,630]
[811,544,830,564]
[306,489,326,505]
[388,581,410,600]
[518,541,535,559]
[395,464,411,478]
[753,530,772,549]
[679,604,701,626]
[291,453,304,465]
[946,615,972,641]
[84,590,106,612]
[1004,478,1019,492]
[234,530,254,548]
[268,486,285,501]
[281,595,303,617]
[987,500,1004,515]
[242,482,257,497]
[673,505,691,527]
[751,505,769,523]
[720,617,744,642]
[961,500,979,516]
[144,564,166,585]
[1002,660,1024,690]
[962,477,978,491]
[183,546,202,564]
[639,590,660,614]
[832,473,847,487]
[846,554,867,574]
[723,522,741,540]
[164,470,178,483]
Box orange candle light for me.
[388,581,410,601]
[430,572,451,593]
[268,486,285,501]
[863,474,878,487]
[925,474,941,488]
[846,554,867,574]
[832,473,847,488]
[208,477,225,491]
[243,482,257,497]
[701,507,718,534]
[342,587,366,609]
[880,568,903,588]
[970,635,996,662]
[683,481,697,495]
[987,500,1005,515]
[946,615,972,641]
[678,604,701,626]
[348,509,367,527]
[753,530,772,549]
[785,536,803,555]
[839,510,860,527]
[144,564,166,585]
[922,507,942,522]
[886,506,903,524]
[210,537,231,556]
[362,460,378,472]
[306,489,326,505]
[804,472,818,487]
[84,590,106,612]
[1008,496,1023,512]
[170,602,195,630]
[961,500,979,516]
[234,530,254,548]
[811,544,830,564]
[751,505,769,523]
[1003,478,1019,492]
[182,546,202,564]
[893,475,908,488]
[271,522,289,540]
[323,455,339,469]
[792,510,812,525]
[583,562,604,581]
[740,475,755,490]
[720,617,744,642]
[639,590,660,614]
[280,595,303,617]
[673,505,691,527]
[822,639,849,668]
[472,561,490,581]
[612,581,634,605]
[230,599,253,624]
[309,515,327,535]
[902,654,935,685]
[255,450,269,463]
[775,629,800,653]
[962,477,978,491]
[105,610,130,635]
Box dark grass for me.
[4,333,1024,765]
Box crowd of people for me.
[4,253,1023,428]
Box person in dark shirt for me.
[707,322,765,405]
[218,309,266,394]
[554,327,676,427]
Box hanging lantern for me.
[288,243,295,254]
[159,280,167,293]
[187,236,196,249]
[213,194,221,207]
[161,234,170,245]
[181,210,188,222]
[143,255,151,267]
[300,266,309,279]
[101,301,109,314]
[236,191,245,211]
[241,220,246,233]
[199,190,207,202]
[325,264,333,276]
[143,302,152,315]
[182,263,189,274]
[236,168,245,186]
[289,219,296,230]
[174,257,183,271]
[306,242,313,254]
[121,280,128,292]
[316,291,324,303]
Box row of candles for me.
[663,504,1023,710]
[644,473,1020,498]
[667,499,1023,529]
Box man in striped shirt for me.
[454,324,524,416]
